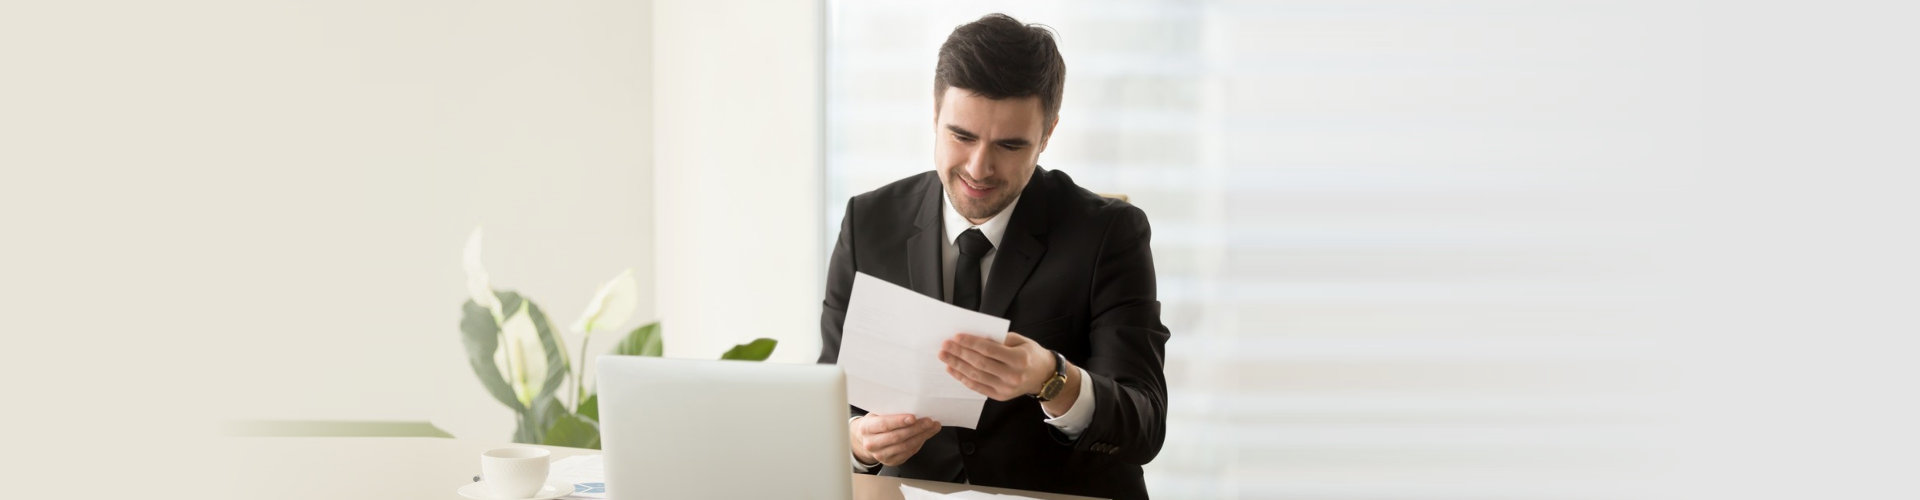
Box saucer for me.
[457,479,576,500]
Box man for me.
[817,13,1169,500]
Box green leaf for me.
[719,338,778,361]
[578,393,598,422]
[522,298,571,407]
[459,299,523,412]
[512,410,538,444]
[511,395,568,444]
[615,322,664,357]
[495,291,524,324]
[541,412,601,449]
[537,396,568,442]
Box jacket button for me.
[961,442,977,455]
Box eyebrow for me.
[945,124,1032,148]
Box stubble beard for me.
[944,170,1017,222]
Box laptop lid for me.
[596,355,851,499]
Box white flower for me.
[571,268,639,336]
[464,227,502,319]
[499,303,547,407]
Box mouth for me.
[957,175,998,199]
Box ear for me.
[932,89,946,127]
[1039,114,1060,153]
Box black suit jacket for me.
[818,167,1170,500]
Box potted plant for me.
[457,228,776,448]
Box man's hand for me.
[850,413,942,466]
[939,332,1055,401]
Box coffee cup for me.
[480,447,551,499]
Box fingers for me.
[939,346,1018,387]
[948,334,1019,359]
[897,420,941,455]
[856,414,936,446]
[862,418,942,465]
[944,354,1020,395]
[947,364,1019,401]
[942,336,1021,374]
[948,362,1029,401]
[857,413,921,434]
[941,333,1039,401]
[945,360,1019,400]
[852,413,919,462]
[876,419,939,450]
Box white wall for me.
[3,0,831,452]
[1,0,655,444]
[651,0,825,363]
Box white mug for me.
[480,447,551,499]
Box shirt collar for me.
[942,190,1020,251]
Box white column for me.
[651,0,824,362]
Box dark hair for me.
[935,13,1067,127]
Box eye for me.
[999,144,1024,152]
[953,133,976,143]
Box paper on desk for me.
[900,484,1044,500]
[549,455,605,499]
[840,272,1009,429]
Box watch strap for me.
[1034,350,1068,401]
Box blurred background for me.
[826,2,1685,497]
[3,1,1915,499]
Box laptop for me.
[596,355,852,499]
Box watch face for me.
[1039,376,1065,400]
[1036,351,1068,401]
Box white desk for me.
[222,437,1103,499]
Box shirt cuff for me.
[1041,366,1097,439]
[849,416,879,472]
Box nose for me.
[964,143,993,183]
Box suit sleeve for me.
[1056,204,1170,466]
[818,198,856,368]
[819,199,882,474]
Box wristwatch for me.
[1032,350,1068,402]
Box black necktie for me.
[953,228,993,311]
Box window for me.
[826,2,1666,497]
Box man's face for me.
[934,88,1054,223]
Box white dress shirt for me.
[851,191,1097,472]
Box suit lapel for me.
[905,174,944,301]
[981,169,1050,317]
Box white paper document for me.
[840,272,1009,429]
[549,455,605,499]
[900,484,1044,500]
